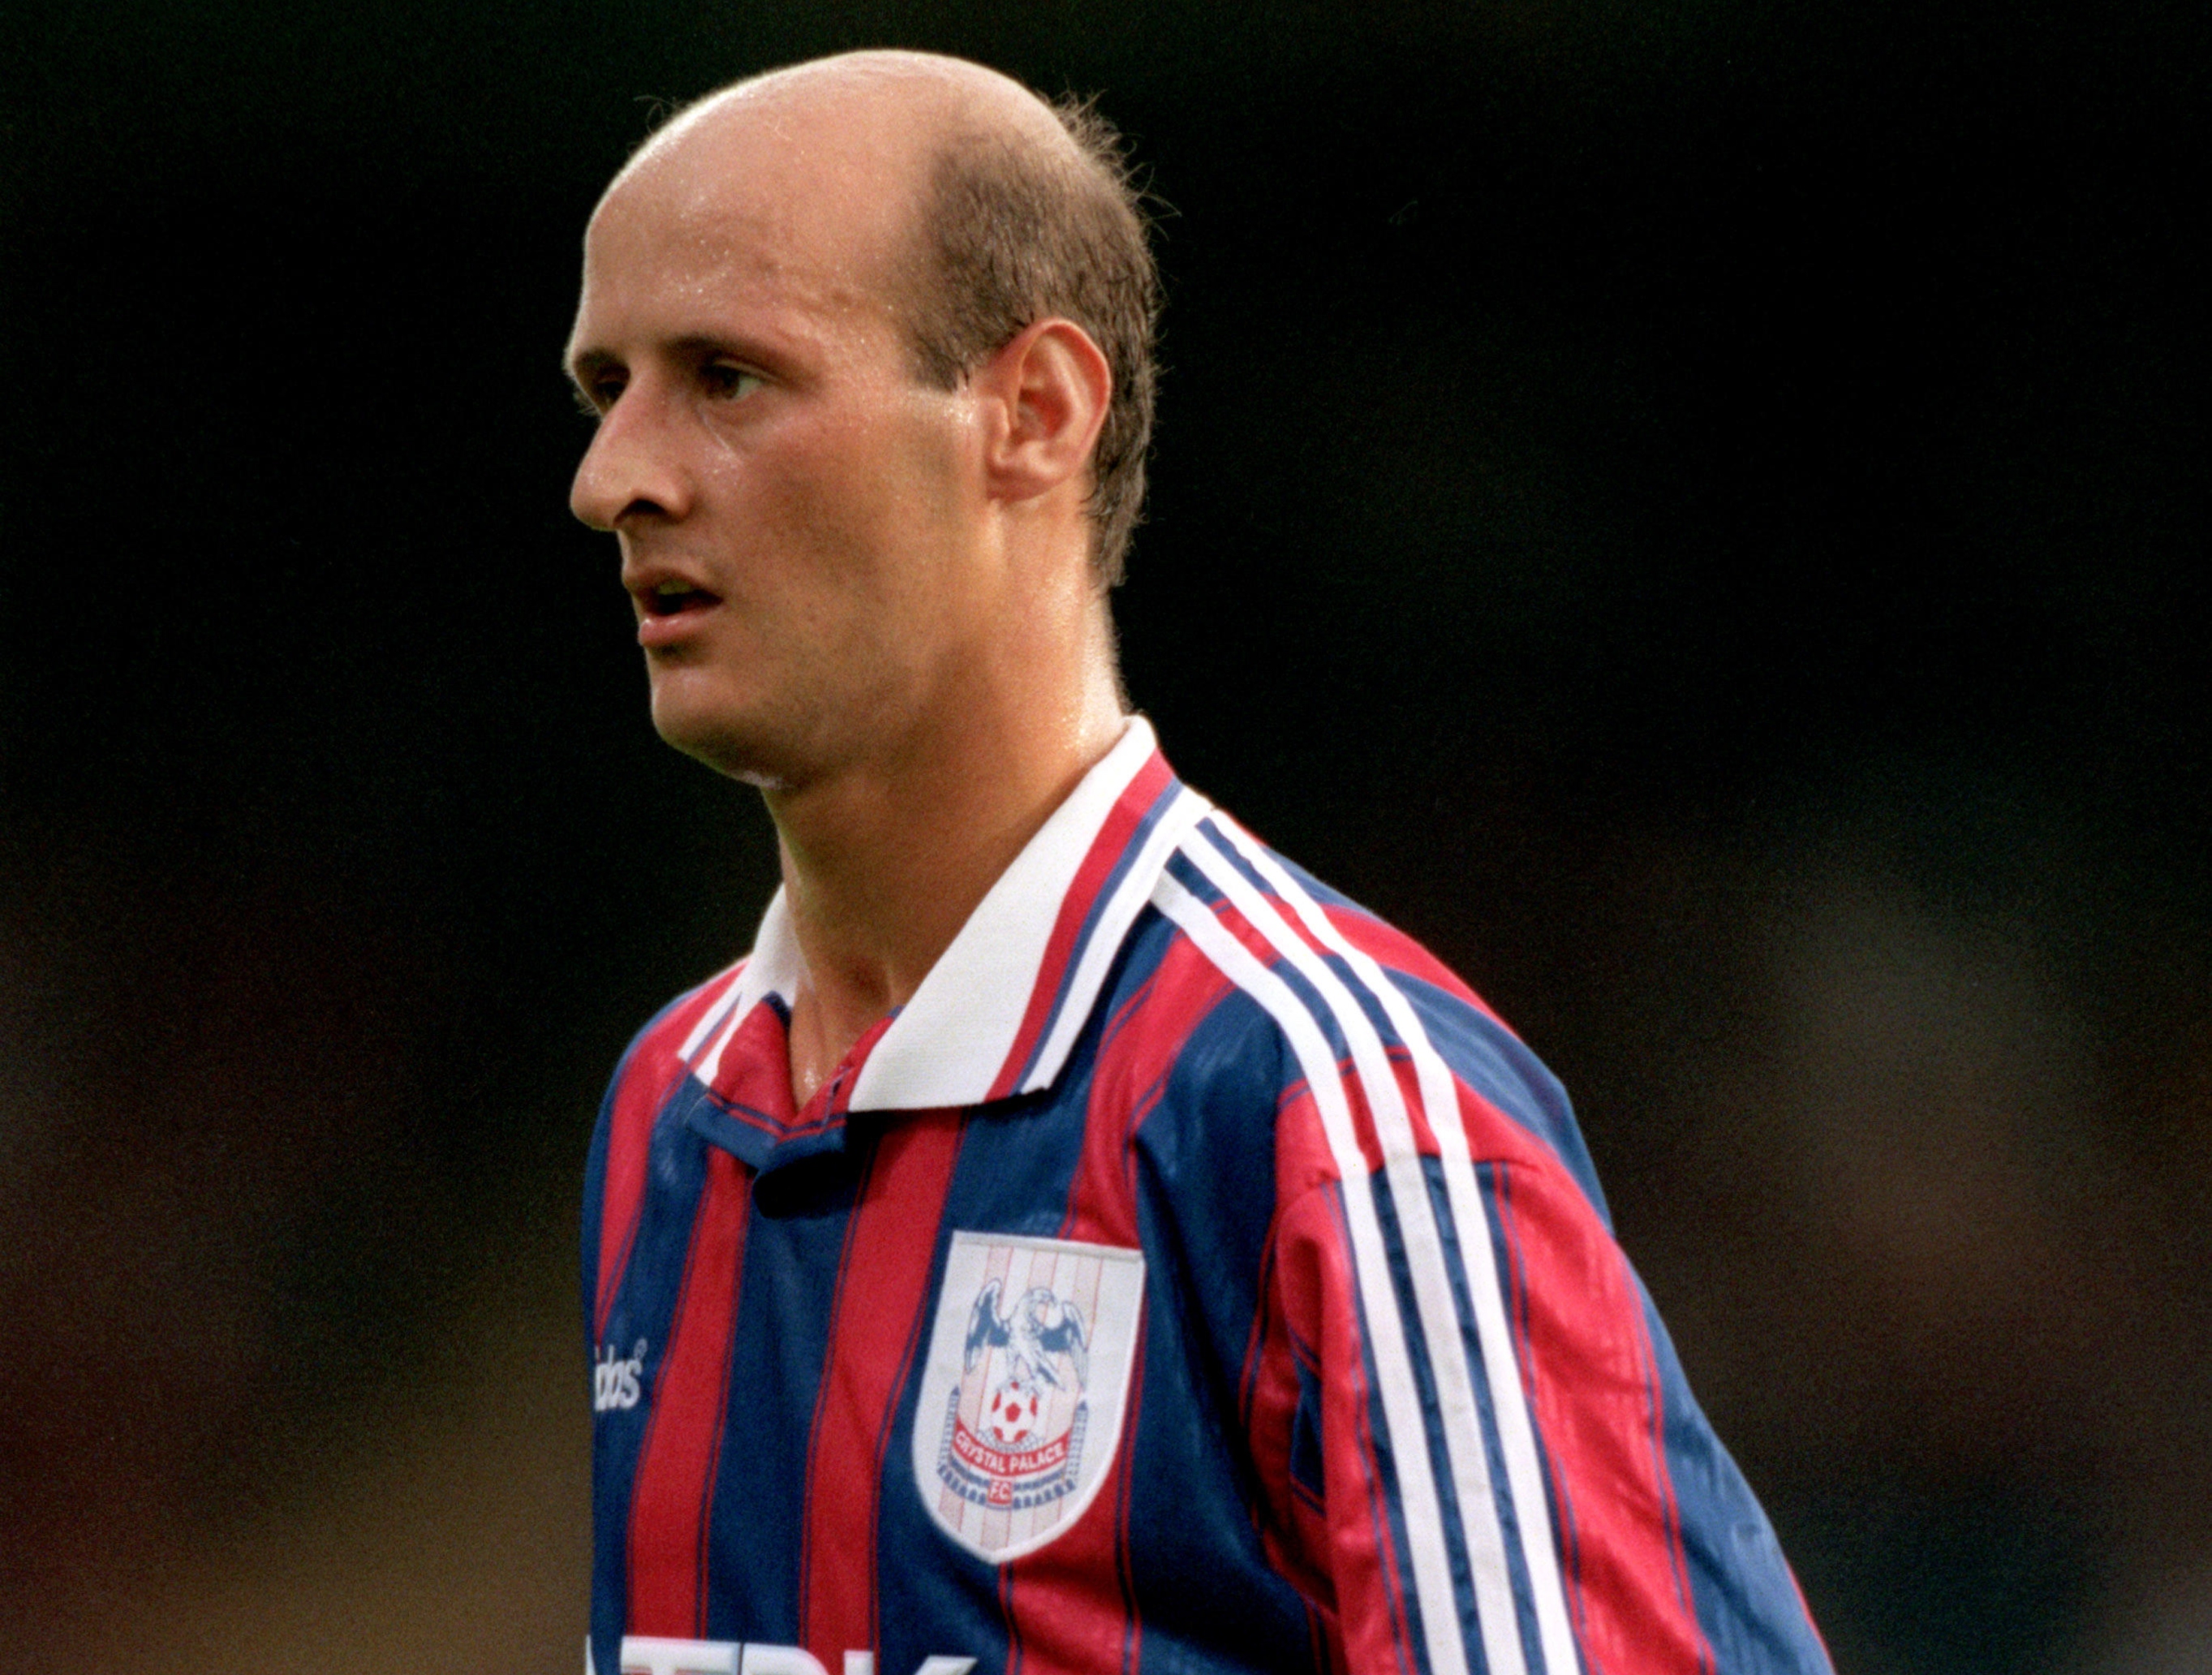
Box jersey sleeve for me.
[1250,1062,1833,1675]
[1153,814,1828,1675]
[583,966,750,1352]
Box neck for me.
[767,615,1125,1106]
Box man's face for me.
[565,100,988,790]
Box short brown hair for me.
[905,97,1160,588]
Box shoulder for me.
[582,957,750,1318]
[1141,811,1611,1221]
[602,956,751,1109]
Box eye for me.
[702,361,765,403]
[571,372,626,418]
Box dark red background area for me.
[2,2,2204,1669]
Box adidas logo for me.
[594,1338,646,1413]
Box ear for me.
[975,317,1112,506]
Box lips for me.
[644,579,720,617]
[629,572,724,648]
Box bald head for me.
[621,50,1079,187]
[601,54,1043,292]
[598,51,1160,584]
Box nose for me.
[569,389,691,532]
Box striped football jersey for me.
[583,717,1832,1675]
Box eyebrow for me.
[564,333,799,389]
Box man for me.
[566,49,1831,1675]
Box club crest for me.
[912,1231,1145,1562]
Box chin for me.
[646,657,889,794]
[648,687,798,790]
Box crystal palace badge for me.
[913,1231,1146,1562]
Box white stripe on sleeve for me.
[678,964,751,1064]
[1211,816,1580,1675]
[1177,828,1539,1675]
[1154,870,1485,1675]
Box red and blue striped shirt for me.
[583,717,1832,1675]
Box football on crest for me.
[984,1376,1042,1447]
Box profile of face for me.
[564,83,992,791]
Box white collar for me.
[690,716,1209,1112]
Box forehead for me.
[570,95,924,355]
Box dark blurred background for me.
[3,2,2204,1669]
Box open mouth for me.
[645,580,721,617]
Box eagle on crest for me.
[963,1279,1090,1390]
